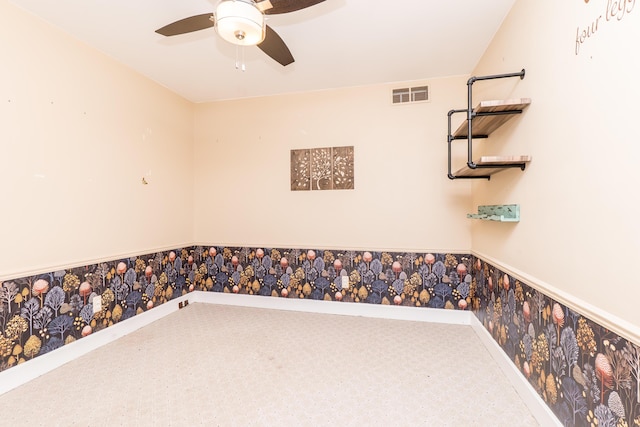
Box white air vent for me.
[392,85,429,104]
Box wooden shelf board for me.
[452,155,532,178]
[453,98,531,138]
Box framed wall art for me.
[290,146,354,191]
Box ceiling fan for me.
[155,0,326,66]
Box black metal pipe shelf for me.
[446,69,531,180]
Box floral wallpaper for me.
[472,258,640,427]
[0,249,185,369]
[0,246,638,426]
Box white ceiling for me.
[10,0,517,103]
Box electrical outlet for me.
[92,295,102,314]
[178,301,183,309]
[341,275,350,289]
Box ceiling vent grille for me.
[392,85,429,104]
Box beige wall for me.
[0,1,195,278]
[4,0,637,340]
[193,79,473,253]
[469,0,640,332]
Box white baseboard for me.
[0,290,561,427]
[469,315,560,426]
[191,291,472,325]
[0,294,190,396]
[0,292,468,395]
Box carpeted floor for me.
[0,303,539,426]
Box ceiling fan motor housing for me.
[155,0,325,66]
[216,0,266,46]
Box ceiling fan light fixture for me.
[216,0,265,46]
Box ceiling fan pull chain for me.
[234,45,246,71]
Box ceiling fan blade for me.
[258,25,294,66]
[155,14,215,37]
[265,0,325,14]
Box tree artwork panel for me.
[332,146,354,190]
[311,147,332,190]
[290,149,310,191]
[290,146,354,191]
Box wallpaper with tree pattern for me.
[0,246,637,426]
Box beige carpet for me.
[0,303,539,426]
